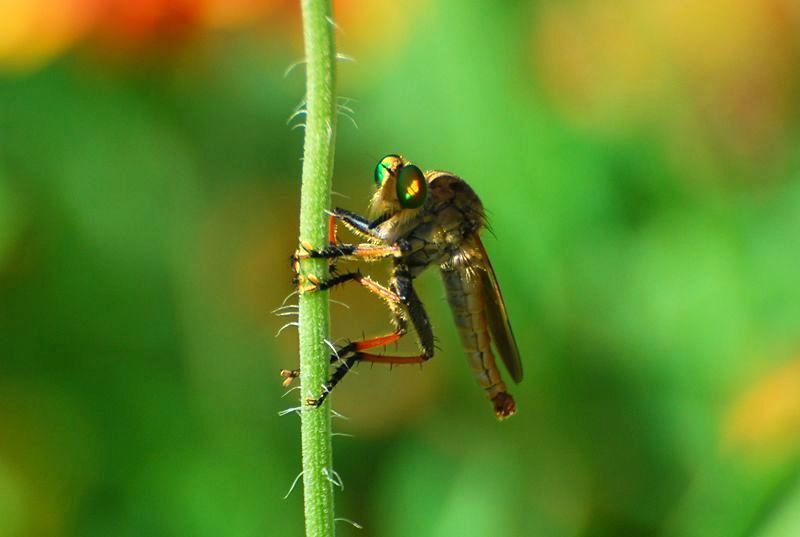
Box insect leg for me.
[393,267,435,359]
[317,268,435,368]
[308,332,434,406]
[279,351,340,388]
[327,213,338,244]
[305,331,408,406]
[306,267,438,405]
[294,270,403,305]
[296,242,402,262]
[282,273,405,389]
[295,271,360,294]
[330,208,388,239]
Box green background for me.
[2,1,800,535]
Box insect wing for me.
[476,237,523,383]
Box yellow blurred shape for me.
[533,0,798,172]
[724,357,800,456]
[0,0,97,72]
[534,0,663,128]
[334,0,428,64]
[651,0,792,82]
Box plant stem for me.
[297,0,336,536]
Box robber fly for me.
[286,155,522,419]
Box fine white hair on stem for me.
[274,311,299,318]
[272,304,299,314]
[330,190,349,199]
[278,405,305,417]
[329,298,351,309]
[322,467,344,491]
[331,469,345,491]
[325,118,333,142]
[283,471,304,499]
[337,96,358,108]
[331,432,355,438]
[331,408,350,420]
[275,321,299,337]
[291,123,307,132]
[338,111,358,129]
[325,15,342,33]
[284,58,307,78]
[281,385,302,398]
[287,109,308,126]
[336,52,356,64]
[335,517,364,530]
[281,290,299,306]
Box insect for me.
[286,155,522,419]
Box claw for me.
[300,240,315,252]
[294,273,309,292]
[298,283,318,294]
[297,272,323,294]
[293,240,317,263]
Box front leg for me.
[296,240,403,262]
[291,239,412,294]
[329,207,389,241]
[292,208,401,267]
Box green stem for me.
[297,0,336,536]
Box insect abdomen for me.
[440,267,516,419]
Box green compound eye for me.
[374,154,401,186]
[396,164,427,209]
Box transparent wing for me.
[476,237,523,383]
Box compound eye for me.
[374,154,401,186]
[395,164,427,209]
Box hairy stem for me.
[297,0,337,536]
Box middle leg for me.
[306,268,436,406]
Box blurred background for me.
[2,0,800,536]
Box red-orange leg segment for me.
[306,349,431,407]
[328,213,338,244]
[353,332,402,351]
[354,352,428,365]
[305,329,433,407]
[282,331,402,388]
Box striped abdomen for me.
[441,266,516,418]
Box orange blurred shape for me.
[92,0,203,52]
[0,0,100,72]
[0,0,421,71]
[199,0,297,29]
[724,356,800,456]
